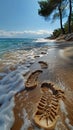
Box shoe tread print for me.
[33,82,64,129]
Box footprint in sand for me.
[41,82,65,99]
[25,70,43,89]
[38,61,48,69]
[33,82,65,129]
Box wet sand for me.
[11,42,73,130]
[0,41,73,130]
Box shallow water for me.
[0,40,73,130]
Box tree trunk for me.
[68,0,72,33]
[58,0,65,34]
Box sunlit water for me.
[0,38,73,130]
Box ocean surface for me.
[0,38,55,57]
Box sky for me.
[0,0,65,38]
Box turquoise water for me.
[0,38,55,57]
[0,38,34,54]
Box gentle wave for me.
[34,38,56,43]
[0,44,49,130]
[0,38,55,54]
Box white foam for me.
[2,49,35,66]
[21,108,44,130]
[58,80,65,91]
[0,63,30,130]
[0,97,15,130]
[65,118,73,130]
[0,72,7,77]
[55,117,67,130]
[21,109,31,130]
[0,45,49,130]
[34,38,55,43]
[17,65,30,75]
[59,98,73,130]
[59,100,68,116]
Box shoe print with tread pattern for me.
[33,82,64,129]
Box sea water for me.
[0,38,55,56]
[0,38,55,130]
[0,38,55,67]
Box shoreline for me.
[0,39,73,130]
[12,49,73,130]
[51,33,73,42]
[45,32,73,43]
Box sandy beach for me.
[0,0,73,129]
[0,40,73,130]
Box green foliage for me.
[52,13,73,38]
[38,0,67,19]
[38,0,60,18]
[64,13,73,33]
[38,0,67,34]
[38,1,50,17]
[38,0,72,35]
[52,28,62,38]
